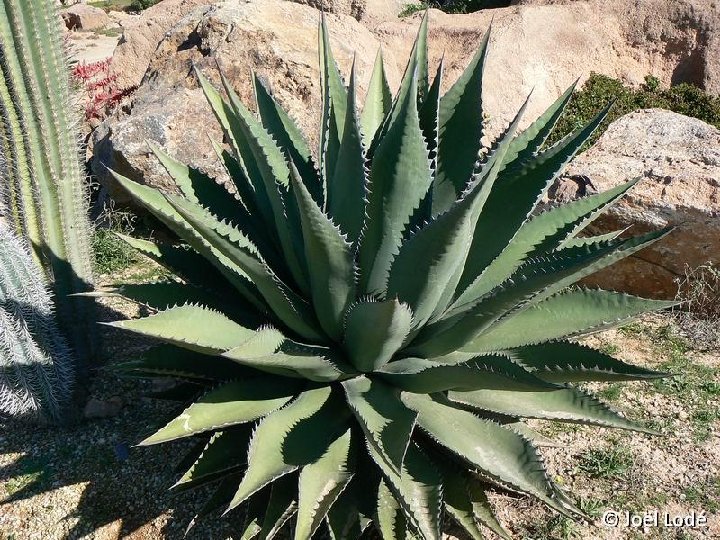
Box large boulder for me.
[109,0,384,92]
[93,0,389,200]
[374,0,720,134]
[109,0,213,90]
[93,0,720,240]
[512,0,720,94]
[61,4,111,31]
[555,109,720,299]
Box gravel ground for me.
[1,277,718,539]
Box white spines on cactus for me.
[0,221,74,422]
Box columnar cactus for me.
[0,0,96,361]
[0,221,74,422]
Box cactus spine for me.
[0,0,96,362]
[0,221,74,422]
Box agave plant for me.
[106,13,673,539]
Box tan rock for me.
[93,0,389,200]
[94,0,720,238]
[61,4,112,31]
[109,0,213,90]
[289,0,366,19]
[106,0,720,134]
[558,109,720,299]
[512,0,720,94]
[373,0,720,134]
[363,0,406,20]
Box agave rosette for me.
[106,13,673,540]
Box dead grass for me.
[673,263,720,351]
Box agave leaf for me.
[240,517,262,540]
[561,230,626,249]
[327,465,378,540]
[328,62,368,243]
[437,463,510,540]
[149,141,239,222]
[224,340,355,382]
[441,471,484,540]
[113,234,246,303]
[376,479,407,540]
[453,179,639,307]
[512,228,671,310]
[397,10,429,113]
[432,28,490,214]
[319,12,348,191]
[207,139,291,278]
[343,299,413,372]
[148,382,204,402]
[458,103,613,296]
[98,281,231,313]
[383,96,531,345]
[342,376,417,475]
[112,173,267,311]
[513,341,668,383]
[385,148,511,328]
[114,344,251,382]
[195,69,276,230]
[325,498,361,540]
[211,140,268,227]
[377,356,557,393]
[405,58,445,235]
[215,70,309,293]
[253,74,323,206]
[464,289,675,352]
[173,427,250,491]
[367,11,428,159]
[105,304,256,354]
[290,165,356,340]
[505,421,561,448]
[420,56,443,171]
[465,477,512,540]
[361,49,392,147]
[174,438,211,478]
[448,385,655,433]
[166,193,324,341]
[228,386,338,510]
[498,81,577,178]
[257,474,298,540]
[295,428,355,540]
[371,442,442,540]
[101,281,266,331]
[221,327,286,358]
[185,472,243,534]
[359,70,433,294]
[402,393,574,515]
[236,489,272,540]
[140,377,300,445]
[413,229,671,357]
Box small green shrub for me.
[92,208,138,275]
[548,74,720,148]
[130,0,159,11]
[400,1,511,17]
[577,445,635,479]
